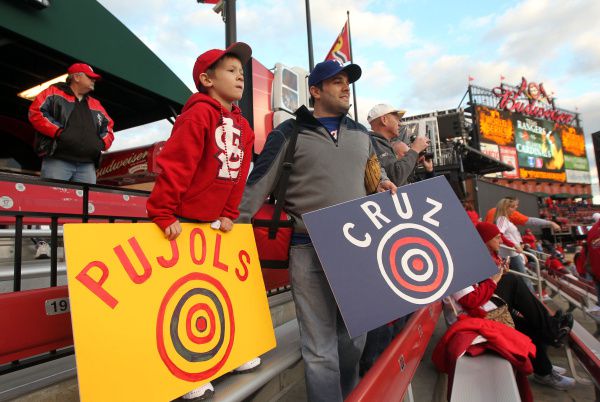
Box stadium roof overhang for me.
[0,0,192,132]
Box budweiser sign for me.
[97,150,148,178]
[97,142,164,186]
[492,77,575,125]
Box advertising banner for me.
[64,223,275,402]
[479,142,501,178]
[513,116,566,182]
[566,169,591,184]
[302,177,499,338]
[499,146,519,179]
[565,155,590,171]
[477,106,514,146]
[559,125,587,157]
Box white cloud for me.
[487,0,600,74]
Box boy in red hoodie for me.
[147,42,254,239]
[147,43,258,401]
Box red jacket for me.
[147,93,254,230]
[545,256,566,275]
[588,221,600,281]
[432,316,536,402]
[29,83,114,154]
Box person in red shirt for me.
[147,42,258,401]
[522,229,537,250]
[544,252,569,276]
[585,218,600,317]
[451,222,575,389]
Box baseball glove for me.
[364,153,382,194]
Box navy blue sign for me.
[303,176,499,338]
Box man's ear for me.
[198,73,213,89]
[309,85,320,101]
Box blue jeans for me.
[510,255,534,292]
[41,158,97,184]
[289,243,366,402]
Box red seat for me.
[0,286,73,365]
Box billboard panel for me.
[479,142,501,178]
[477,106,514,146]
[559,125,586,157]
[514,116,565,181]
[499,146,519,179]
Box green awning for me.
[551,193,574,200]
[0,0,192,131]
[533,192,550,198]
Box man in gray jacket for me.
[367,103,430,186]
[239,60,396,402]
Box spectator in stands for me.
[584,214,600,318]
[28,63,115,258]
[493,198,532,290]
[29,63,114,183]
[485,196,561,232]
[462,200,480,226]
[544,252,570,277]
[391,140,435,183]
[147,43,259,401]
[239,60,397,402]
[367,104,429,186]
[522,229,537,250]
[452,222,575,390]
[536,240,544,252]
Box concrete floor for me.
[7,295,599,402]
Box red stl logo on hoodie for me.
[215,117,244,180]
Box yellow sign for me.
[478,106,514,146]
[63,223,276,402]
[560,125,586,157]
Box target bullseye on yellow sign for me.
[63,223,276,402]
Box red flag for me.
[325,22,351,63]
[468,76,475,81]
[197,0,220,3]
[500,75,506,81]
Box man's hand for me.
[550,221,561,231]
[218,216,234,232]
[164,220,182,240]
[410,136,430,154]
[420,157,434,172]
[377,180,397,194]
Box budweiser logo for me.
[98,151,148,177]
[492,77,575,125]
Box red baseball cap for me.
[67,63,102,80]
[192,42,252,90]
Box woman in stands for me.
[451,222,575,390]
[493,198,533,290]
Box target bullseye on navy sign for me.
[302,176,498,338]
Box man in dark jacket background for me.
[29,62,114,184]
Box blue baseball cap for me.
[308,60,362,87]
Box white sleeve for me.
[452,285,475,301]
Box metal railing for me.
[499,245,544,301]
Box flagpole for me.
[347,10,358,121]
[305,0,315,71]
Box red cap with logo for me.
[192,42,252,90]
[67,63,102,80]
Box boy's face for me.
[204,56,244,104]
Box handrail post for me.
[522,249,543,302]
[13,215,23,292]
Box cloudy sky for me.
[98,0,599,196]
